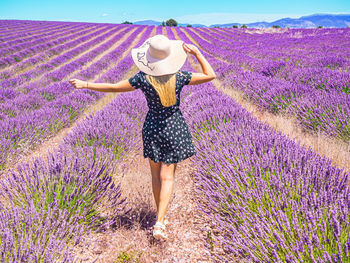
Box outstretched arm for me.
[68,79,136,92]
[182,43,216,85]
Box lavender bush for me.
[0,196,78,262]
[179,61,350,262]
[0,20,154,261]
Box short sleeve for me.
[181,70,192,86]
[128,71,143,89]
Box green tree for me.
[240,24,247,28]
[121,21,132,24]
[161,21,165,27]
[272,25,280,28]
[186,24,192,27]
[232,25,238,28]
[166,19,178,27]
[317,25,323,28]
[213,26,220,28]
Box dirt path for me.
[68,26,217,263]
[1,26,148,175]
[179,27,350,173]
[72,149,213,263]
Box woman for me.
[69,34,216,241]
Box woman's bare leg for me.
[157,161,177,224]
[148,158,161,212]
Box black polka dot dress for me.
[128,70,197,164]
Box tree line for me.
[121,19,350,28]
[122,18,192,27]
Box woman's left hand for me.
[69,79,86,89]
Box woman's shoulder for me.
[177,70,192,85]
[178,70,192,75]
[128,70,147,89]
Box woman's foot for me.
[163,215,169,225]
[156,214,169,225]
[153,221,168,240]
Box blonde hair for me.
[145,73,177,107]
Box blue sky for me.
[0,0,349,26]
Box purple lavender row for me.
[181,27,267,74]
[0,19,65,30]
[0,24,113,69]
[0,25,136,118]
[201,27,350,59]
[194,27,237,46]
[197,27,350,92]
[0,25,109,81]
[0,20,36,30]
[183,27,350,141]
[186,27,350,74]
[174,28,233,88]
[0,147,125,262]
[0,25,152,171]
[0,192,80,261]
[70,26,146,81]
[0,23,91,62]
[0,20,37,32]
[0,22,67,40]
[0,23,81,52]
[0,24,107,75]
[0,20,99,35]
[177,26,350,144]
[205,27,237,39]
[0,24,140,116]
[188,27,350,85]
[0,54,149,262]
[0,25,127,90]
[155,25,163,35]
[174,28,218,64]
[165,26,176,40]
[0,24,123,87]
[183,27,261,66]
[178,60,350,262]
[0,20,66,38]
[0,19,65,31]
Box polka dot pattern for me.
[128,70,197,164]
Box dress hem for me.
[144,151,197,164]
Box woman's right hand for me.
[183,43,200,56]
[69,79,86,89]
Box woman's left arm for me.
[69,79,136,92]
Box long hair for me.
[145,72,177,107]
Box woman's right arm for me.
[183,43,216,85]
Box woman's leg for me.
[148,158,161,212]
[157,161,177,224]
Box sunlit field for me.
[0,20,349,262]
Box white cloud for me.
[173,12,310,26]
[102,13,108,17]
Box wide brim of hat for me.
[131,38,188,76]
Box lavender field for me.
[0,20,349,262]
[180,27,350,141]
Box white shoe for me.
[156,214,169,225]
[164,215,169,225]
[153,221,168,240]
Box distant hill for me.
[132,13,350,28]
[131,19,207,28]
[132,20,161,26]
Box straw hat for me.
[131,34,188,76]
